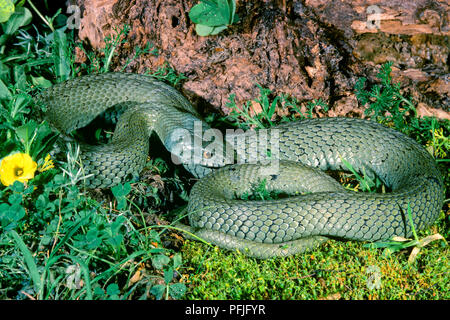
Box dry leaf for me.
[129,269,143,285]
[408,233,445,263]
[392,236,410,242]
[319,293,341,300]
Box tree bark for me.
[73,0,450,119]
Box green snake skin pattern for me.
[37,72,444,259]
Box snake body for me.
[37,72,444,259]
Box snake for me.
[36,72,444,259]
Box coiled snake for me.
[37,72,444,259]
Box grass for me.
[0,2,448,300]
[182,237,449,299]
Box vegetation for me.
[0,1,188,300]
[0,1,448,300]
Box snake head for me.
[165,126,235,171]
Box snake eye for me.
[203,151,213,159]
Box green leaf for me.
[148,229,161,243]
[0,0,14,23]
[106,283,120,297]
[15,120,37,153]
[195,24,227,36]
[169,283,187,299]
[111,182,132,198]
[110,216,126,234]
[111,182,132,210]
[189,0,229,27]
[52,28,72,82]
[151,254,170,269]
[172,253,182,269]
[228,0,238,24]
[217,0,231,25]
[0,203,25,231]
[0,78,12,100]
[93,287,105,298]
[107,234,123,249]
[10,180,24,192]
[84,229,102,249]
[13,63,26,90]
[31,76,53,88]
[8,193,22,205]
[164,268,173,284]
[10,92,31,120]
[27,123,58,160]
[2,6,31,34]
[150,284,165,300]
[209,24,228,35]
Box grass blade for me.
[8,230,42,297]
[52,28,72,82]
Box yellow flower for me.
[38,154,55,172]
[0,153,37,186]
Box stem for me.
[406,203,419,242]
[396,92,417,117]
[27,0,55,32]
[150,224,214,247]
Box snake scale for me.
[37,72,444,259]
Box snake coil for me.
[37,73,444,258]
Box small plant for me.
[149,252,186,300]
[148,62,187,87]
[189,0,239,36]
[224,90,277,130]
[76,24,130,74]
[355,61,417,130]
[427,126,449,161]
[59,143,93,187]
[240,178,271,201]
[221,85,329,130]
[339,156,385,193]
